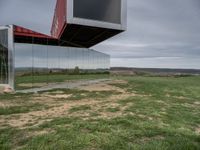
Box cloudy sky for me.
[0,0,200,69]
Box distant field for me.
[0,75,200,149]
[111,67,200,76]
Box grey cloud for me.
[94,0,200,68]
[0,0,200,68]
[0,0,56,34]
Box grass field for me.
[0,75,200,149]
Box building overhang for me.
[51,0,127,48]
[13,25,59,46]
[4,0,127,48]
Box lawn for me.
[0,75,200,149]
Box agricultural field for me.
[0,75,200,149]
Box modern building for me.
[0,0,127,90]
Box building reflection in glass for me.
[14,43,110,90]
[0,29,9,84]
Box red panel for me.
[14,25,55,39]
[51,0,67,38]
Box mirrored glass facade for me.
[14,43,110,90]
[0,25,110,91]
[73,0,121,24]
[0,29,9,84]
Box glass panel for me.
[74,0,121,24]
[82,48,88,71]
[0,29,8,84]
[33,44,48,88]
[14,42,110,91]
[14,43,33,90]
[60,47,68,73]
[47,45,61,83]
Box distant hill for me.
[111,67,200,76]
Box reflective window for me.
[15,44,33,89]
[33,44,48,86]
[73,0,121,24]
[14,42,110,90]
[0,29,8,84]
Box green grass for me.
[0,93,33,101]
[106,107,120,112]
[69,105,91,113]
[0,103,48,115]
[39,88,120,101]
[0,92,49,115]
[19,116,200,150]
[0,75,200,149]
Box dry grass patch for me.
[0,98,100,128]
[194,101,200,105]
[18,83,48,88]
[44,94,72,99]
[0,79,165,132]
[111,79,128,84]
[0,101,20,107]
[174,96,188,100]
[78,80,127,93]
[195,126,200,135]
[0,87,4,94]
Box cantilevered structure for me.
[51,0,127,47]
[0,0,127,90]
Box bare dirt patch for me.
[111,80,128,84]
[194,101,200,105]
[18,83,48,88]
[0,101,20,107]
[78,82,125,93]
[0,99,98,128]
[0,79,137,129]
[45,94,72,99]
[195,126,200,135]
[174,96,187,100]
[0,86,4,93]
[165,93,171,97]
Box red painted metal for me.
[51,0,67,38]
[14,25,55,39]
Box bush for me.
[73,66,80,75]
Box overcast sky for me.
[0,0,200,69]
